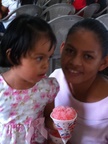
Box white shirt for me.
[50,69,108,144]
[1,0,20,28]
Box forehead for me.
[35,37,51,49]
[29,36,54,56]
[68,28,98,42]
[66,29,102,51]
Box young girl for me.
[50,18,108,144]
[0,14,59,144]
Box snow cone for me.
[50,106,77,144]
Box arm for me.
[44,77,60,130]
[0,4,8,19]
[44,101,55,130]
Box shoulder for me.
[0,74,8,91]
[49,68,64,80]
[92,75,108,100]
[38,77,59,91]
[0,74,5,85]
[46,77,59,89]
[49,68,68,88]
[37,77,60,103]
[49,69,71,106]
[101,75,108,90]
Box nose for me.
[71,54,82,66]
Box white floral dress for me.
[0,75,59,144]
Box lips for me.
[69,70,79,74]
[39,74,46,78]
[68,69,83,76]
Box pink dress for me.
[0,75,59,144]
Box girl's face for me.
[61,29,107,85]
[14,36,54,85]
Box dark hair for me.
[20,0,38,5]
[0,14,56,67]
[66,18,108,76]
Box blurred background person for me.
[0,0,38,33]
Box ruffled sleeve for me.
[46,77,60,103]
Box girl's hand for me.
[47,139,71,144]
[47,139,55,144]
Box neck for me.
[2,69,35,90]
[69,75,99,102]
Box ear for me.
[99,56,108,72]
[6,49,14,65]
[6,49,11,60]
[60,42,65,54]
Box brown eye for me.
[36,56,43,62]
[65,48,75,55]
[84,54,93,59]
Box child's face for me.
[61,29,107,85]
[15,37,54,85]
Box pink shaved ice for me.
[51,106,76,120]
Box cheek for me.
[84,62,101,74]
[61,59,67,68]
[61,54,69,64]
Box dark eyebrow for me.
[65,43,75,49]
[65,43,95,54]
[35,53,45,55]
[83,51,95,54]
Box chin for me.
[37,77,45,82]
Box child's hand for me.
[47,139,71,144]
[67,141,71,144]
[46,139,55,144]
